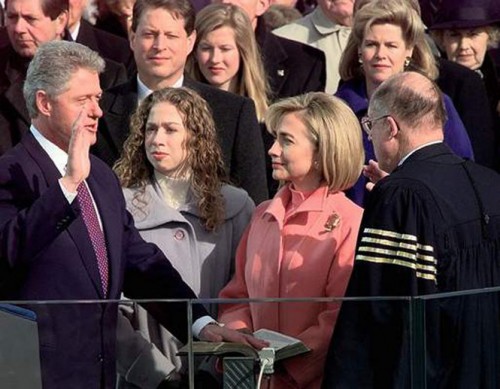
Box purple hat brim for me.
[430,19,500,30]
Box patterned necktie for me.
[77,182,109,296]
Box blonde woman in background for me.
[335,0,474,206]
[187,3,269,122]
[188,3,284,196]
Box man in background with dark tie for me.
[0,40,265,389]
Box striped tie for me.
[77,182,109,296]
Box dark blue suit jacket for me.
[0,132,206,388]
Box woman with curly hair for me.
[113,87,255,388]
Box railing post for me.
[410,297,426,389]
[187,300,195,388]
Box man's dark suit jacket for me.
[0,132,207,389]
[254,18,326,196]
[74,20,135,76]
[94,14,129,40]
[0,44,127,157]
[436,58,496,169]
[93,76,269,203]
[255,18,326,100]
[0,27,8,48]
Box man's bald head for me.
[370,71,447,132]
[367,72,447,173]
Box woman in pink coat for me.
[218,92,365,388]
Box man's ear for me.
[386,116,399,139]
[256,0,270,17]
[186,29,197,56]
[36,90,52,117]
[129,30,136,52]
[55,10,69,37]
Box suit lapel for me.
[256,20,288,97]
[75,21,99,51]
[4,57,30,127]
[106,78,138,114]
[22,133,62,188]
[4,81,30,126]
[182,76,198,91]
[102,79,138,151]
[23,134,107,297]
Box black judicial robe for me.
[323,143,500,389]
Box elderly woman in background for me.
[431,0,500,84]
[430,0,500,167]
[336,0,474,206]
[218,92,364,389]
[113,87,255,389]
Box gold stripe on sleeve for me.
[356,227,437,282]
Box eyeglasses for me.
[361,114,390,137]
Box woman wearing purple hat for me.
[431,0,500,167]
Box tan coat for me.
[273,7,351,94]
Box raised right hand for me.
[61,109,93,192]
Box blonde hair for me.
[340,0,438,81]
[265,92,364,192]
[186,4,270,121]
[114,87,227,231]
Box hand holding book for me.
[198,323,269,350]
[179,328,310,362]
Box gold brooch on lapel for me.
[324,213,341,232]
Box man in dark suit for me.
[67,0,135,74]
[0,27,7,47]
[0,0,127,156]
[0,40,265,389]
[255,16,327,99]
[94,0,268,204]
